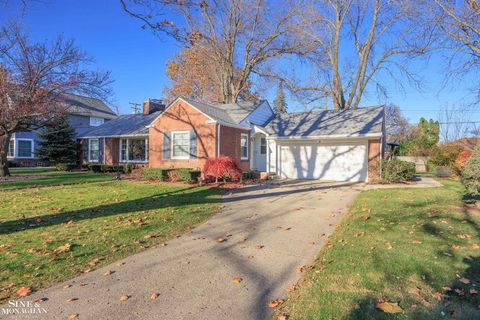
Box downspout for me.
[104,137,106,165]
[217,124,221,158]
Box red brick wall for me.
[104,138,119,165]
[149,99,217,170]
[368,139,381,182]
[219,125,251,172]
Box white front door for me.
[253,135,267,172]
[279,141,368,182]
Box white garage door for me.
[279,142,368,182]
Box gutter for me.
[267,133,383,140]
[78,133,149,139]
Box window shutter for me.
[99,138,104,164]
[83,140,89,162]
[163,132,171,160]
[190,131,197,159]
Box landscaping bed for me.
[275,179,480,320]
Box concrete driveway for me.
[9,180,363,320]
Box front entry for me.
[252,133,267,172]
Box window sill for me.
[120,160,148,163]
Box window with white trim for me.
[7,140,14,157]
[240,133,249,159]
[89,139,99,162]
[89,117,104,127]
[120,138,148,162]
[260,137,267,155]
[172,131,190,159]
[17,139,33,158]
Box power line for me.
[129,102,141,114]
[438,121,480,124]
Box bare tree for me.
[282,0,434,110]
[385,104,411,143]
[120,0,309,103]
[439,104,479,142]
[429,1,480,99]
[0,24,111,176]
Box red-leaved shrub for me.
[202,156,242,182]
[455,149,472,172]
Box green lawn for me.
[277,180,480,320]
[0,173,222,302]
[0,167,113,190]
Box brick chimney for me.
[143,99,166,115]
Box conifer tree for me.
[36,117,78,164]
[274,81,287,113]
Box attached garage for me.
[279,140,368,182]
[264,106,385,183]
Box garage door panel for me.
[280,142,368,182]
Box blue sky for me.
[1,0,479,125]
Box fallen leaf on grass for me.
[411,240,422,244]
[376,301,403,314]
[287,284,298,293]
[443,252,453,257]
[231,277,243,284]
[53,243,71,254]
[419,299,431,308]
[470,288,478,295]
[432,292,443,300]
[361,215,370,221]
[119,295,130,302]
[16,287,32,297]
[470,244,480,250]
[88,257,102,267]
[268,299,284,308]
[454,288,465,296]
[150,293,159,300]
[442,286,452,292]
[459,278,470,284]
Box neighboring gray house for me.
[7,94,117,166]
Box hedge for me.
[142,168,201,183]
[462,144,480,196]
[84,163,133,174]
[55,163,77,172]
[381,160,416,183]
[143,168,170,181]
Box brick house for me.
[79,96,385,182]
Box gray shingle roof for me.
[265,106,384,138]
[78,111,161,138]
[179,97,241,126]
[63,93,117,120]
[213,100,265,124]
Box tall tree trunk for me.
[0,132,12,177]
